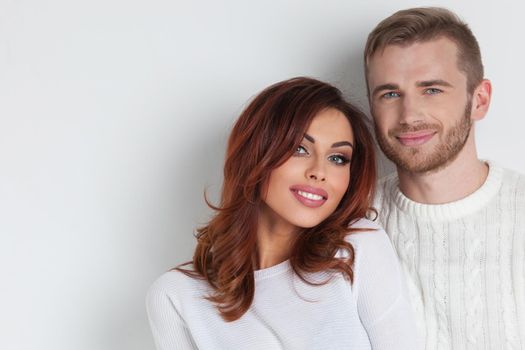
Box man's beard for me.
[375,102,473,174]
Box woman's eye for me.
[295,145,308,155]
[328,154,350,165]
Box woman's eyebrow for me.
[304,133,315,143]
[304,134,353,148]
[331,141,353,149]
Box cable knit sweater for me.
[146,219,420,350]
[374,161,525,349]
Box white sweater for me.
[146,218,420,350]
[374,161,525,349]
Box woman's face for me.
[261,108,354,230]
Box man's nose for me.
[399,95,424,125]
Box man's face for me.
[367,37,474,173]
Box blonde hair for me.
[364,7,484,94]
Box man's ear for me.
[470,79,492,121]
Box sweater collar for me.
[389,161,503,222]
[254,259,291,281]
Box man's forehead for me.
[371,37,459,62]
[367,37,463,84]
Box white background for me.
[1,1,523,349]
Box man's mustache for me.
[387,123,441,136]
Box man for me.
[364,7,525,349]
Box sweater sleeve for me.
[348,220,422,349]
[146,274,198,350]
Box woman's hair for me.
[178,77,376,321]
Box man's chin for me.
[389,153,453,174]
[383,149,443,174]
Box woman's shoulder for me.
[145,268,216,339]
[349,217,382,231]
[147,267,209,305]
[345,217,391,248]
[334,218,394,263]
[343,218,404,297]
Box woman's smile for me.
[290,184,328,208]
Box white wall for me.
[1,1,523,349]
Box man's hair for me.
[364,7,484,94]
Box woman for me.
[147,77,419,349]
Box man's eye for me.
[382,91,400,99]
[328,154,350,166]
[295,145,308,155]
[425,88,442,95]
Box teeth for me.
[297,190,323,201]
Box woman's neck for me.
[256,206,298,270]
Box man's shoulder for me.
[497,164,525,201]
[490,161,525,187]
[500,165,525,183]
[374,171,399,208]
[377,171,399,188]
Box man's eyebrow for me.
[372,83,399,97]
[303,134,353,149]
[417,79,453,88]
[371,80,454,97]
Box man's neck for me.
[397,141,489,205]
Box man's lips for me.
[396,130,436,146]
[289,185,328,208]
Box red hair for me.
[178,77,376,321]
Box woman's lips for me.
[289,185,328,208]
[396,130,436,146]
